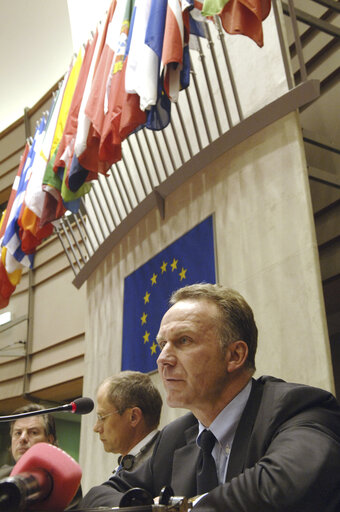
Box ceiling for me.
[0,0,74,132]
[0,0,111,133]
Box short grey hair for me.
[101,371,162,430]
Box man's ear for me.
[226,340,248,373]
[47,435,56,445]
[129,407,143,427]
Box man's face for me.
[157,299,230,420]
[93,384,133,455]
[11,416,52,462]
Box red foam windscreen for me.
[11,442,82,511]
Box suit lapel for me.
[171,423,200,496]
[226,378,263,481]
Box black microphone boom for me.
[0,397,94,422]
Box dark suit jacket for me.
[133,431,160,470]
[81,376,340,511]
[0,464,13,480]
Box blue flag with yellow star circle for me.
[121,216,216,372]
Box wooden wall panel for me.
[31,269,85,352]
[30,336,84,373]
[29,357,84,393]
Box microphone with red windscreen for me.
[0,442,82,512]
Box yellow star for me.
[150,273,158,285]
[160,261,167,274]
[144,291,150,304]
[171,258,178,271]
[150,341,158,355]
[143,331,150,344]
[179,267,187,281]
[140,312,148,325]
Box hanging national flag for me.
[125,0,160,111]
[39,52,89,224]
[100,0,147,160]
[197,0,271,47]
[21,92,60,219]
[69,21,106,191]
[0,259,16,309]
[17,91,62,253]
[2,117,47,272]
[0,213,21,309]
[39,70,71,226]
[121,215,216,373]
[0,247,20,309]
[0,142,30,241]
[143,0,171,131]
[161,0,186,102]
[187,2,208,51]
[78,0,122,175]
[50,51,83,160]
[201,0,230,15]
[52,36,98,207]
[54,35,98,176]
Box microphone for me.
[0,442,82,512]
[0,396,94,422]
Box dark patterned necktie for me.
[196,429,219,494]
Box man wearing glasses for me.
[93,371,162,474]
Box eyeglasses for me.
[96,410,120,422]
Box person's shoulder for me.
[0,464,13,479]
[162,412,197,432]
[258,375,337,399]
[256,375,340,418]
[158,412,197,445]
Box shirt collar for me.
[129,429,159,457]
[197,379,253,451]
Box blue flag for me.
[122,216,216,373]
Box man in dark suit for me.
[81,283,340,511]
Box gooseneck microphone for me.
[0,442,82,512]
[0,396,94,422]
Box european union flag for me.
[121,216,216,373]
